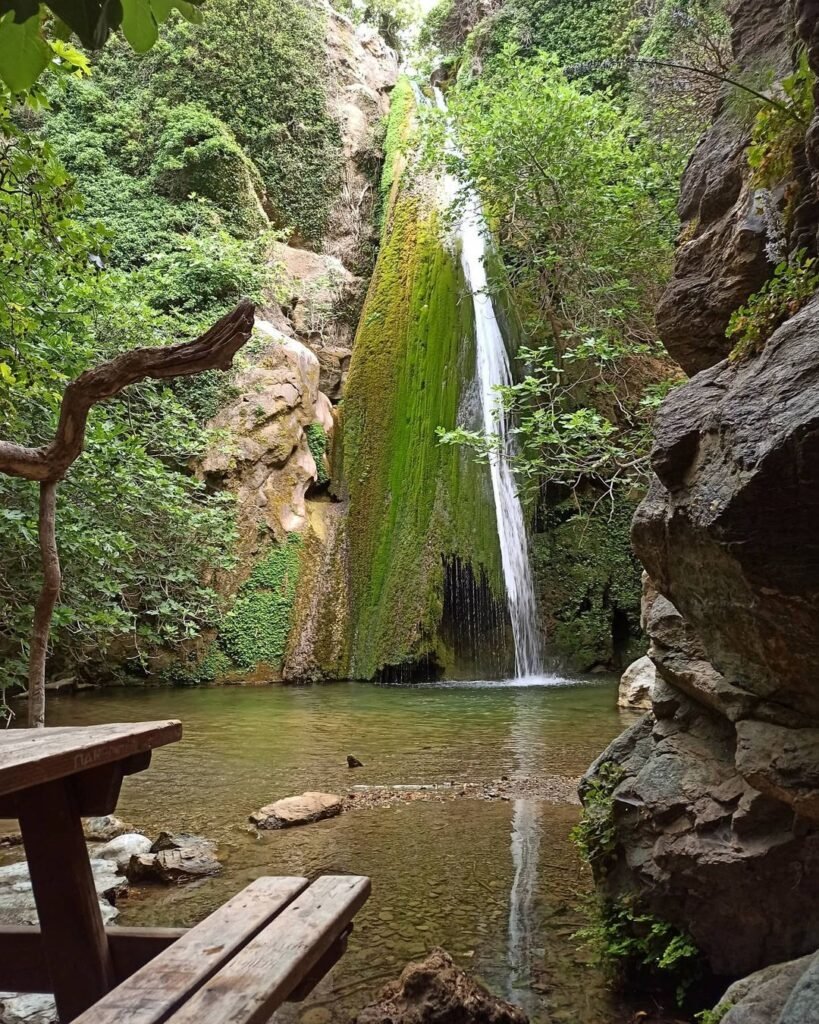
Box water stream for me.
[434,87,543,678]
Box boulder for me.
[716,951,819,1024]
[82,816,133,842]
[0,858,124,926]
[249,792,343,829]
[126,833,221,885]
[352,948,528,1024]
[97,833,153,873]
[617,655,655,710]
[0,992,57,1024]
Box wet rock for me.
[347,755,364,768]
[250,792,343,829]
[126,833,221,884]
[83,815,134,842]
[0,858,124,926]
[618,655,655,711]
[717,950,819,1024]
[0,992,57,1024]
[352,948,528,1024]
[97,833,153,873]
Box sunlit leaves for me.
[0,12,50,91]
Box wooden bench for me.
[70,873,371,1024]
[0,724,370,1023]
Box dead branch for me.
[0,298,256,726]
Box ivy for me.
[305,422,329,485]
[727,250,819,361]
[217,534,303,671]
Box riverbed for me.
[17,679,637,1023]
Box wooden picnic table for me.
[0,722,371,1024]
[0,721,182,1021]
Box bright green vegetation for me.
[696,1006,733,1024]
[0,84,239,693]
[747,49,815,188]
[217,535,303,672]
[573,762,703,1002]
[378,76,415,218]
[342,81,502,678]
[305,423,330,485]
[728,250,819,361]
[532,498,644,671]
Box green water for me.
[39,680,633,1023]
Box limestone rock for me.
[126,832,221,884]
[82,815,133,841]
[655,0,791,373]
[717,951,819,1024]
[352,948,528,1024]
[618,655,655,710]
[0,858,124,926]
[249,792,343,829]
[0,992,57,1024]
[97,833,153,873]
[323,11,398,272]
[200,320,333,541]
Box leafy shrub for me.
[696,1006,733,1024]
[748,49,815,188]
[727,250,819,361]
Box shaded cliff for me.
[581,0,819,1004]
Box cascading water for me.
[434,87,544,679]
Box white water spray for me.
[434,88,543,678]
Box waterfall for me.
[434,88,543,678]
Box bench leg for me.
[18,778,116,1022]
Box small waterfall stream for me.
[434,88,544,678]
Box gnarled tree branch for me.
[0,298,256,726]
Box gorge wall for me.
[583,0,819,1014]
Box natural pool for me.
[30,679,636,1023]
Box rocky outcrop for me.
[655,0,790,374]
[201,321,333,543]
[323,8,398,272]
[713,950,819,1024]
[353,948,528,1024]
[250,791,343,829]
[618,655,655,711]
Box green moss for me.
[532,494,643,671]
[340,78,508,678]
[342,133,503,677]
[305,423,330,485]
[218,534,303,671]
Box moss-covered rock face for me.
[152,103,268,238]
[533,495,644,672]
[341,79,504,680]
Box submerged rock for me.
[617,655,655,711]
[250,792,343,829]
[352,948,528,1024]
[126,832,221,884]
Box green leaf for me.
[120,0,157,52]
[0,11,50,92]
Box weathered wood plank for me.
[71,876,309,1024]
[18,778,117,1022]
[0,722,181,797]
[166,875,371,1024]
[0,926,187,993]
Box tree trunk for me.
[27,480,61,728]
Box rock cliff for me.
[582,0,819,1000]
